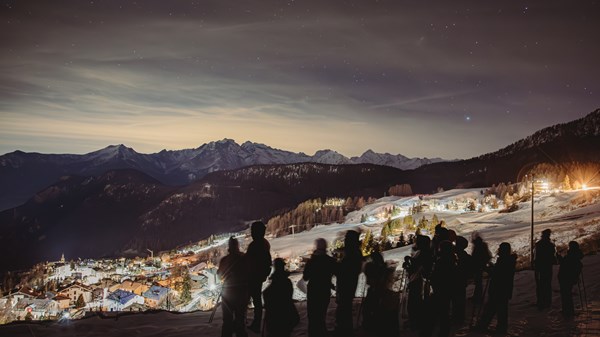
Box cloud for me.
[0,0,597,158]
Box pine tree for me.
[75,294,85,308]
[361,230,374,256]
[503,193,513,208]
[180,273,192,303]
[491,196,499,209]
[418,216,428,230]
[356,197,366,209]
[381,221,391,241]
[344,197,354,211]
[431,214,439,228]
[563,174,572,190]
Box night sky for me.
[1,0,598,159]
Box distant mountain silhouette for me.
[406,108,600,193]
[0,140,443,211]
[0,108,598,271]
[0,164,408,271]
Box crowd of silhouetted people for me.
[216,221,585,337]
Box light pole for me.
[530,174,535,268]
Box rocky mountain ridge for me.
[0,140,443,210]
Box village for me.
[0,232,243,324]
[1,178,590,326]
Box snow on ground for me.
[273,188,600,265]
[272,187,600,300]
[3,253,599,337]
[2,188,599,336]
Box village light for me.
[582,183,588,190]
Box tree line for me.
[266,196,377,237]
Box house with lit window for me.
[104,290,144,312]
[14,298,61,321]
[52,294,71,310]
[5,286,40,302]
[141,285,169,308]
[58,283,93,306]
[109,280,150,296]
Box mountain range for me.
[0,140,443,211]
[408,108,600,193]
[0,108,598,271]
[0,163,408,271]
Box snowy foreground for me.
[2,187,599,336]
[1,254,598,337]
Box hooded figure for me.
[263,258,298,337]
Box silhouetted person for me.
[452,236,473,324]
[378,265,401,337]
[471,234,492,304]
[263,258,297,337]
[362,251,386,331]
[218,237,249,337]
[476,242,516,334]
[407,234,433,330]
[422,240,456,337]
[431,224,449,258]
[334,230,363,337]
[534,228,557,309]
[364,255,400,337]
[246,221,272,333]
[558,241,583,317]
[303,238,336,337]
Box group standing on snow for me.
[216,220,585,337]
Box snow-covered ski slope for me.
[271,187,600,263]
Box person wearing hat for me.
[263,258,298,337]
[218,237,249,337]
[534,229,557,309]
[245,221,272,333]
